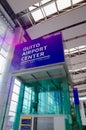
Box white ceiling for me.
[7,0,41,13]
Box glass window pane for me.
[0,25,6,37]
[44,2,57,16]
[0,74,3,85]
[24,92,29,99]
[0,18,3,25]
[4,28,14,44]
[11,93,19,102]
[9,116,15,122]
[29,6,36,11]
[2,41,11,52]
[56,0,71,11]
[41,0,51,4]
[22,106,28,113]
[25,86,29,92]
[72,0,83,4]
[0,54,6,73]
[0,48,8,57]
[10,101,17,112]
[13,85,20,94]
[8,111,16,116]
[0,36,3,46]
[31,9,44,21]
[14,79,21,86]
[23,99,28,106]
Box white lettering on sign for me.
[21,43,49,63]
[23,43,40,51]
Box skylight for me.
[79,45,86,49]
[79,96,86,101]
[41,0,51,4]
[69,48,76,52]
[69,67,86,73]
[34,3,40,7]
[56,0,71,11]
[64,45,86,55]
[72,0,83,4]
[31,9,44,21]
[29,6,36,11]
[29,3,39,11]
[43,2,57,16]
[27,0,84,23]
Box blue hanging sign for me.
[73,88,80,105]
[12,32,64,71]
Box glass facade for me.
[0,12,14,130]
[0,11,24,130]
[7,79,21,130]
[22,78,70,115]
[13,77,73,130]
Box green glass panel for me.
[20,77,71,115]
[13,77,75,130]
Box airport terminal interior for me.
[0,0,86,130]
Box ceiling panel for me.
[73,73,86,80]
[16,65,66,83]
[33,71,48,79]
[65,36,86,49]
[75,84,86,89]
[62,23,86,40]
[73,77,86,82]
[79,92,86,96]
[70,54,86,64]
[20,74,35,81]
